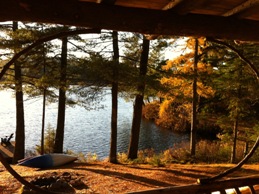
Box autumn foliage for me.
[143,38,215,132]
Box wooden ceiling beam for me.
[223,0,259,16]
[149,0,185,39]
[162,0,184,10]
[97,0,116,5]
[169,0,208,14]
[1,0,259,41]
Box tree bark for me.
[109,31,119,163]
[128,37,150,160]
[41,40,47,155]
[190,38,198,157]
[231,64,242,164]
[231,119,238,163]
[41,88,46,155]
[54,37,67,153]
[12,21,25,163]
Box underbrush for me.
[57,140,259,166]
[66,150,99,163]
[117,140,259,166]
[32,127,259,166]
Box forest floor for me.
[1,161,259,194]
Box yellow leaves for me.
[186,38,196,49]
[181,61,193,73]
[164,59,211,74]
[163,60,173,71]
[161,77,182,85]
[160,75,215,99]
[159,99,171,118]
[186,37,206,53]
[155,37,216,131]
[163,53,193,71]
[198,62,208,72]
[197,82,215,98]
[164,55,213,76]
[160,37,215,100]
[160,76,192,99]
[156,99,192,131]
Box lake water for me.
[0,89,189,159]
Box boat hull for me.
[18,154,77,168]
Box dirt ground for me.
[1,162,259,194]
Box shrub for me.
[248,148,259,163]
[146,153,164,167]
[142,101,160,121]
[161,149,174,164]
[167,142,192,164]
[117,152,129,163]
[35,124,55,154]
[86,152,98,162]
[156,100,191,132]
[195,140,229,163]
[66,150,99,162]
[119,140,259,165]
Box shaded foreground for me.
[1,162,259,193]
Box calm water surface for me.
[0,89,189,159]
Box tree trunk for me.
[12,21,25,163]
[54,37,67,153]
[128,37,150,160]
[190,38,198,157]
[244,141,249,157]
[41,40,47,155]
[231,64,242,163]
[109,31,119,163]
[231,119,238,163]
[41,88,46,155]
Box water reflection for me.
[0,89,189,159]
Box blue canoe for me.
[18,154,77,168]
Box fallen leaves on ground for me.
[1,162,259,194]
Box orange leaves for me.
[155,37,215,130]
[156,99,191,131]
[164,59,212,74]
[197,82,215,98]
[160,76,191,99]
[187,37,207,54]
[160,76,214,99]
[161,37,215,100]
[163,53,193,71]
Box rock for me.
[19,172,77,194]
